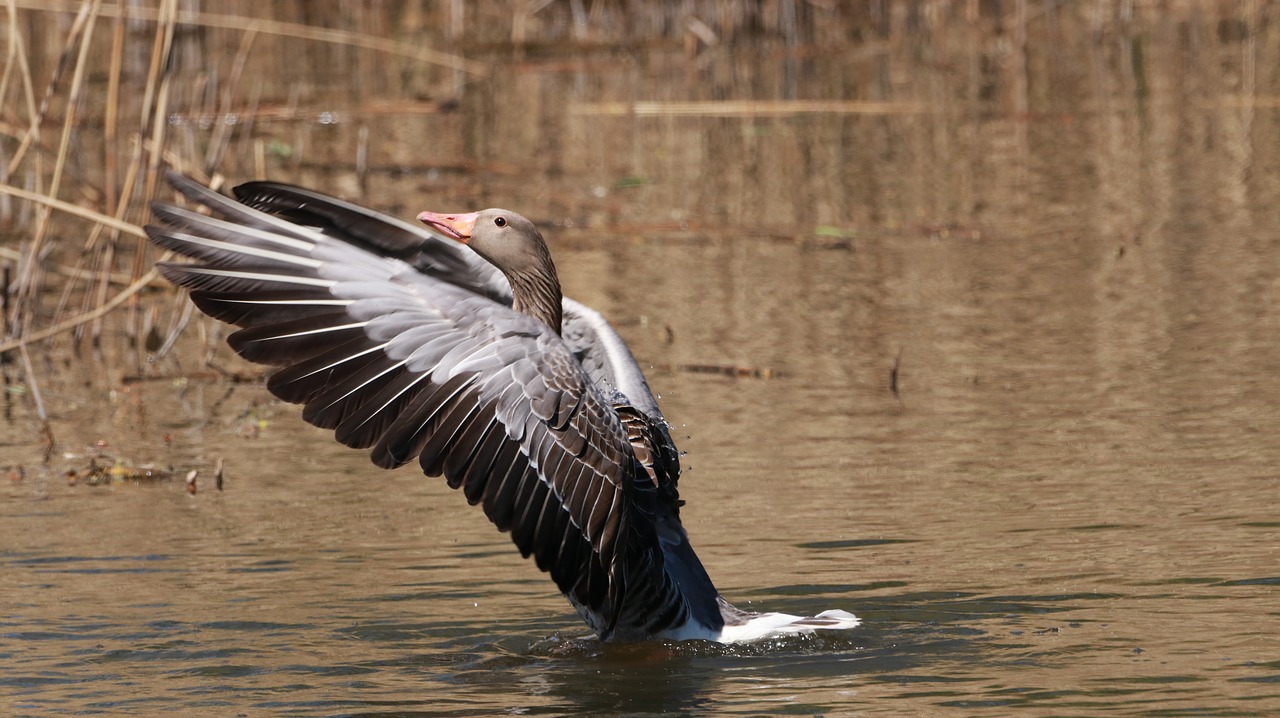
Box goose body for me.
[146,172,859,643]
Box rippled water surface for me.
[3,4,1280,716]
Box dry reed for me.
[0,0,1266,462]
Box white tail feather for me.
[715,609,861,643]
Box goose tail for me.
[714,598,860,643]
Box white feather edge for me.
[659,609,861,643]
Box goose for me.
[146,171,860,643]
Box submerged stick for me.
[17,343,54,462]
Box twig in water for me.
[890,347,904,406]
[17,343,53,462]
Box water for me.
[3,3,1279,716]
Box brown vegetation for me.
[0,0,1269,462]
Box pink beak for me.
[417,211,479,243]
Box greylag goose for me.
[146,172,859,643]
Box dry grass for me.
[0,0,483,360]
[0,0,486,454]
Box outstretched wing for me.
[231,180,511,304]
[148,172,661,631]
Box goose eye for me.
[494,216,506,227]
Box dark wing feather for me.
[560,298,726,637]
[147,173,720,638]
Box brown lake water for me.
[2,4,1279,716]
